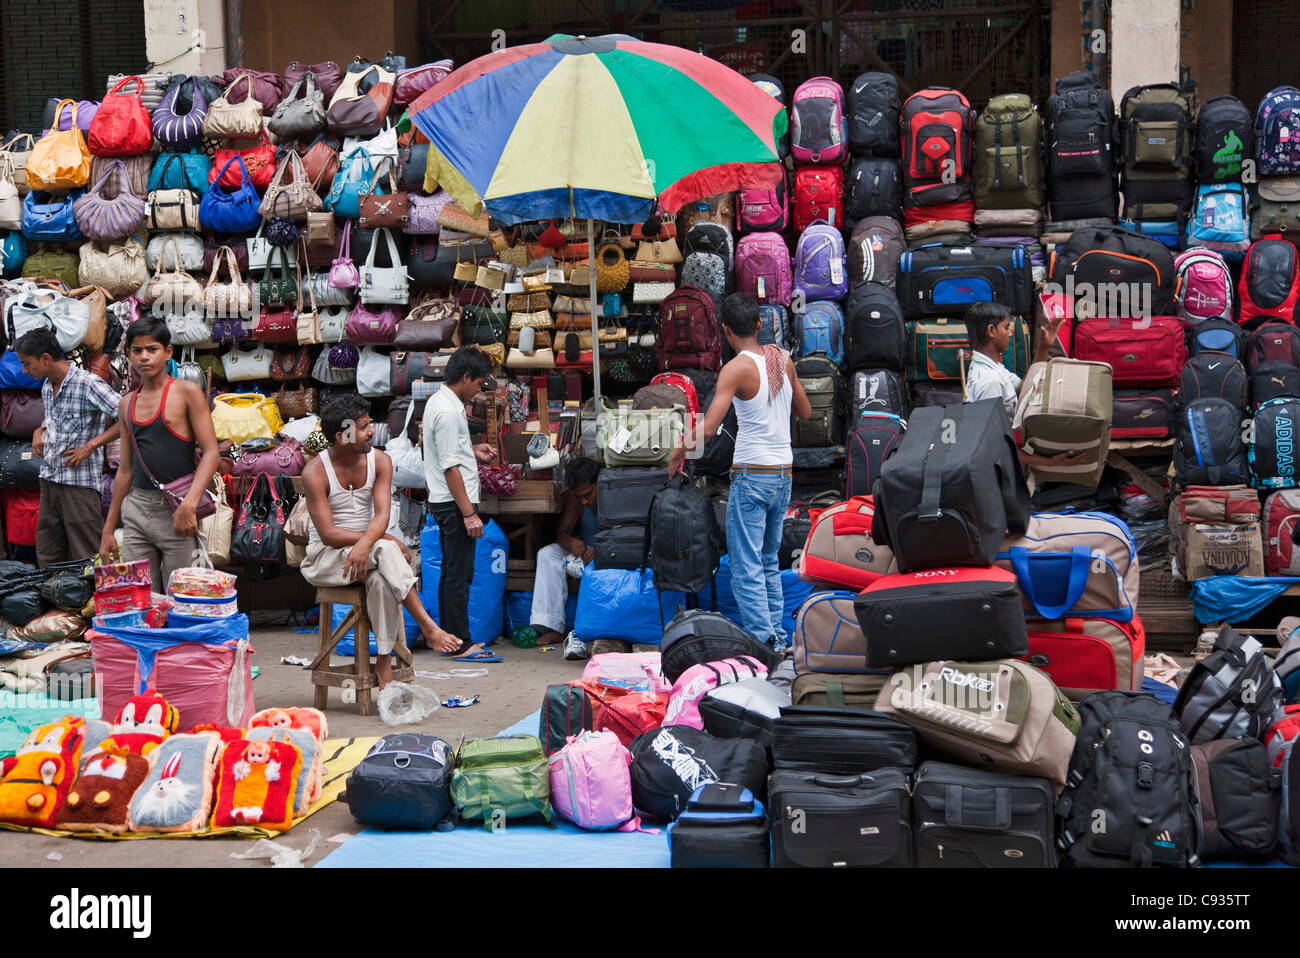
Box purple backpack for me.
[548,731,649,832]
[736,232,793,307]
[794,220,849,302]
[1256,86,1300,177]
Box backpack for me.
[539,682,596,756]
[656,287,722,372]
[666,783,771,868]
[1252,174,1300,241]
[793,165,845,232]
[547,730,642,832]
[1174,625,1286,743]
[1178,351,1247,409]
[663,656,770,730]
[845,282,905,371]
[682,221,734,269]
[1255,85,1300,177]
[1251,362,1300,409]
[902,87,974,206]
[1188,317,1244,358]
[735,232,792,306]
[1247,320,1300,370]
[1044,70,1118,221]
[1249,396,1300,489]
[973,93,1045,210]
[846,412,905,498]
[681,251,728,302]
[1118,83,1196,223]
[1238,239,1300,328]
[450,735,552,827]
[1174,397,1247,485]
[1190,738,1280,862]
[1185,183,1251,257]
[847,216,905,289]
[1173,248,1233,322]
[737,174,789,233]
[345,733,454,829]
[791,354,844,447]
[749,73,789,159]
[790,76,847,165]
[846,71,901,157]
[793,221,848,303]
[1195,95,1254,184]
[646,475,722,596]
[659,607,781,684]
[848,368,909,421]
[794,301,845,365]
[635,371,701,424]
[628,725,768,823]
[1056,691,1200,868]
[845,157,904,225]
[756,304,793,351]
[677,368,738,479]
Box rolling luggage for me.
[769,768,913,868]
[658,608,781,684]
[629,725,768,823]
[795,495,895,590]
[1011,358,1112,486]
[845,412,905,499]
[1070,317,1185,387]
[912,761,1057,867]
[771,705,917,774]
[539,682,596,756]
[345,733,454,829]
[1190,738,1280,862]
[1111,388,1175,439]
[593,525,646,571]
[896,244,1034,319]
[1021,617,1146,701]
[1174,397,1248,486]
[699,678,790,754]
[667,784,770,868]
[596,466,668,528]
[1249,397,1300,490]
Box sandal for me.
[453,648,502,663]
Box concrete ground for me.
[2,627,583,868]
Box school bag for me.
[794,301,845,365]
[1178,350,1248,408]
[629,725,768,823]
[1173,248,1233,323]
[1118,83,1196,223]
[737,174,788,233]
[1265,495,1300,578]
[663,656,770,730]
[845,285,904,376]
[749,73,789,159]
[1043,71,1118,221]
[1250,362,1300,408]
[1174,625,1285,744]
[1056,691,1200,867]
[1010,358,1113,486]
[846,412,905,499]
[680,250,728,303]
[848,368,909,422]
[1188,317,1244,358]
[1174,397,1247,485]
[735,231,792,306]
[1195,95,1253,184]
[1185,183,1250,257]
[345,733,454,829]
[1047,224,1176,316]
[793,165,845,232]
[1255,85,1300,177]
[1252,174,1300,241]
[791,354,844,447]
[846,72,901,157]
[667,783,770,868]
[547,730,643,832]
[1247,320,1300,369]
[1249,396,1300,489]
[1190,737,1280,862]
[644,475,722,597]
[845,157,904,225]
[973,93,1044,210]
[1238,239,1300,328]
[897,243,1034,320]
[846,216,905,290]
[790,76,847,165]
[756,304,793,352]
[901,87,974,206]
[682,221,734,269]
[539,682,596,756]
[656,287,723,372]
[793,221,848,303]
[450,735,552,827]
[794,496,895,591]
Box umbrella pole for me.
[587,216,602,410]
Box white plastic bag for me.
[377,682,440,726]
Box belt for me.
[730,464,792,476]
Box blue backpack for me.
[0,231,25,278]
[1185,183,1251,259]
[756,304,792,351]
[1256,86,1300,177]
[795,301,845,366]
[1188,317,1244,358]
[667,783,769,868]
[793,220,848,303]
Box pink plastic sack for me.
[662,656,768,729]
[548,730,648,832]
[582,652,671,695]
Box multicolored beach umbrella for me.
[409,33,788,225]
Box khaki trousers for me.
[300,538,416,655]
[120,488,200,593]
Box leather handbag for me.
[0,390,45,438]
[145,230,204,271]
[258,151,323,222]
[318,306,349,342]
[306,211,335,247]
[293,133,342,195]
[407,236,441,288]
[90,152,151,198]
[311,272,353,308]
[267,71,326,140]
[394,297,457,350]
[152,77,208,149]
[360,228,409,304]
[359,169,409,229]
[269,345,311,381]
[263,192,300,248]
[200,156,262,234]
[20,249,79,287]
[0,438,40,489]
[77,238,147,297]
[436,202,491,238]
[88,76,153,157]
[399,144,430,192]
[214,68,284,112]
[64,285,108,352]
[21,189,84,242]
[26,101,92,191]
[202,245,253,317]
[221,342,273,381]
[202,73,265,139]
[247,220,298,271]
[1,135,35,196]
[213,391,281,441]
[326,63,396,137]
[73,161,147,239]
[284,61,342,103]
[389,351,442,394]
[313,343,358,384]
[233,436,305,478]
[257,246,297,310]
[204,230,249,275]
[166,309,212,347]
[629,260,676,283]
[404,189,449,235]
[107,72,171,112]
[346,301,400,344]
[125,389,217,519]
[461,304,506,345]
[231,472,288,562]
[274,382,317,418]
[210,132,276,192]
[145,187,201,231]
[327,148,381,219]
[357,345,394,397]
[210,316,251,344]
[393,60,453,105]
[143,236,203,309]
[254,304,298,343]
[295,254,321,344]
[148,149,210,193]
[329,219,361,290]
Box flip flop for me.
[453,648,502,663]
[440,641,474,658]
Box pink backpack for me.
[736,232,794,306]
[791,77,847,165]
[581,652,671,694]
[1174,248,1234,323]
[738,172,789,233]
[663,656,769,729]
[548,731,651,832]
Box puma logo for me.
[860,378,885,407]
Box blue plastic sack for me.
[333,604,422,657]
[93,613,250,694]
[504,590,578,635]
[420,515,507,647]
[575,568,686,644]
[707,554,814,639]
[0,351,43,390]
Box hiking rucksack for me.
[1250,362,1300,408]
[845,157,904,225]
[794,301,845,365]
[1056,691,1200,868]
[681,251,728,302]
[793,221,848,303]
[791,354,844,447]
[1174,397,1247,485]
[847,216,905,289]
[1044,71,1118,220]
[1195,95,1253,184]
[1173,248,1233,323]
[1174,625,1286,743]
[749,73,789,159]
[790,76,847,165]
[735,232,793,306]
[1192,738,1280,861]
[1118,83,1196,223]
[737,173,789,233]
[902,87,974,206]
[1178,351,1247,409]
[656,287,723,372]
[1189,317,1245,358]
[1249,397,1300,489]
[1256,85,1300,177]
[846,412,905,498]
[848,368,909,421]
[846,71,901,157]
[845,282,905,371]
[1185,183,1250,257]
[1246,320,1300,370]
[1238,239,1300,328]
[645,475,722,596]
[793,164,845,232]
[973,93,1045,210]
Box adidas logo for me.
[1153,830,1177,849]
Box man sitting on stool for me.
[301,394,459,688]
[528,456,600,658]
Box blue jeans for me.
[725,469,792,647]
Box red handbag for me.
[478,463,522,497]
[269,346,311,381]
[4,489,39,547]
[393,60,454,106]
[254,306,298,343]
[88,76,152,157]
[210,132,276,192]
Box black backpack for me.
[846,412,906,499]
[1177,351,1247,408]
[1173,625,1286,744]
[1118,83,1197,222]
[659,607,782,684]
[848,368,909,421]
[1044,71,1118,220]
[1249,397,1300,489]
[1250,361,1300,408]
[1188,317,1245,359]
[1173,397,1247,485]
[345,734,454,829]
[846,216,905,290]
[845,282,905,371]
[645,476,723,597]
[844,157,904,225]
[749,73,789,159]
[629,725,769,823]
[1056,691,1201,868]
[1191,738,1280,862]
[1195,95,1254,184]
[846,72,901,157]
[678,368,737,479]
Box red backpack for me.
[656,287,723,372]
[1238,239,1300,329]
[901,87,974,206]
[794,165,845,232]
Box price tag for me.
[757,276,767,299]
[830,257,844,286]
[827,206,837,227]
[610,426,633,454]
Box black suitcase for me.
[596,467,669,529]
[771,705,918,774]
[769,768,914,867]
[896,244,1035,320]
[1111,387,1175,439]
[345,734,454,829]
[911,760,1057,867]
[668,783,771,868]
[854,566,1028,667]
[660,608,782,684]
[593,525,645,571]
[871,398,1030,572]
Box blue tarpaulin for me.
[92,614,249,694]
[1191,576,1298,624]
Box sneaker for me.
[563,632,589,661]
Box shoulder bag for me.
[312,342,358,384]
[90,153,151,198]
[318,305,349,342]
[345,301,400,344]
[295,252,321,344]
[221,342,273,381]
[73,159,147,240]
[145,230,204,271]
[358,167,408,229]
[357,346,394,397]
[247,219,299,272]
[214,68,284,113]
[275,382,317,419]
[269,345,311,381]
[393,60,453,106]
[231,472,287,563]
[394,296,457,350]
[88,76,153,157]
[210,132,276,193]
[0,134,35,195]
[385,399,426,488]
[125,389,217,519]
[210,315,251,344]
[329,219,361,290]
[284,61,342,103]
[77,238,147,298]
[326,148,380,219]
[212,392,279,442]
[152,77,208,149]
[258,246,297,310]
[359,228,410,304]
[149,149,211,193]
[200,156,262,234]
[166,307,212,348]
[399,143,430,192]
[25,101,92,191]
[64,285,108,352]
[22,189,84,242]
[143,236,204,309]
[326,64,395,137]
[146,184,201,231]
[20,247,79,286]
[202,73,265,139]
[202,245,254,317]
[3,286,89,352]
[405,189,450,235]
[233,436,305,478]
[258,150,323,223]
[267,71,326,140]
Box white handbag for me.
[279,414,321,444]
[78,238,148,298]
[309,270,354,308]
[359,228,410,305]
[247,222,298,272]
[318,306,349,343]
[221,341,273,381]
[0,157,20,230]
[385,400,426,489]
[4,287,89,351]
[357,345,393,397]
[166,310,213,347]
[146,231,204,271]
[202,245,254,318]
[343,122,399,173]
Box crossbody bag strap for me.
[125,388,167,493]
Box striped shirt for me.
[39,365,120,489]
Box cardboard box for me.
[1183,521,1264,580]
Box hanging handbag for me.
[0,391,44,439]
[389,351,440,394]
[0,135,35,196]
[152,77,208,149]
[143,236,203,309]
[1,232,27,278]
[210,131,276,192]
[343,123,400,175]
[145,231,204,271]
[210,316,251,344]
[166,308,212,347]
[435,202,491,238]
[231,472,288,563]
[212,395,272,443]
[88,76,153,157]
[269,345,311,381]
[21,190,84,242]
[254,304,298,343]
[267,71,327,140]
[0,158,21,231]
[326,148,381,220]
[90,153,151,199]
[106,72,171,112]
[394,297,458,350]
[26,101,92,191]
[200,156,262,235]
[506,346,556,369]
[406,236,441,288]
[399,143,430,192]
[293,257,321,346]
[125,389,218,519]
[329,219,361,290]
[293,133,342,196]
[326,63,396,137]
[202,245,254,317]
[20,248,79,287]
[145,185,201,231]
[64,285,108,352]
[461,304,506,346]
[233,436,305,478]
[263,192,300,248]
[393,60,453,105]
[359,168,409,229]
[246,220,299,271]
[221,342,273,382]
[385,400,426,488]
[312,342,358,384]
[259,150,323,223]
[171,346,206,392]
[4,286,89,351]
[359,228,410,304]
[274,382,317,418]
[634,235,682,264]
[318,305,349,342]
[595,231,630,293]
[306,211,335,247]
[77,238,147,297]
[258,246,298,310]
[404,189,450,235]
[311,271,353,307]
[345,301,400,344]
[357,345,394,398]
[284,61,343,103]
[202,73,265,139]
[148,149,211,193]
[72,160,146,240]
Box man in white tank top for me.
[301,395,460,689]
[669,294,812,652]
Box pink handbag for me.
[344,301,399,344]
[403,189,451,235]
[329,219,360,290]
[232,437,305,477]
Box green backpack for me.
[973,94,1044,210]
[21,248,79,288]
[450,735,552,829]
[1118,83,1196,221]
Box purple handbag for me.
[210,317,251,343]
[72,160,147,240]
[43,98,98,133]
[345,302,400,344]
[233,437,305,477]
[329,219,360,289]
[152,78,208,149]
[403,189,451,235]
[328,341,359,368]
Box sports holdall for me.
[663,656,769,730]
[547,730,641,832]
[1111,388,1175,439]
[896,244,1034,320]
[874,659,1080,790]
[845,157,904,225]
[1174,398,1247,486]
[1190,737,1280,862]
[1238,238,1300,329]
[539,682,596,756]
[771,705,917,775]
[846,412,905,499]
[450,735,552,827]
[846,217,905,289]
[849,368,909,421]
[629,725,768,823]
[1173,625,1285,745]
[912,760,1057,867]
[846,72,901,157]
[659,608,781,685]
[854,566,1028,668]
[1264,489,1300,575]
[1070,317,1185,386]
[1249,397,1300,489]
[667,783,770,868]
[1011,359,1113,486]
[902,87,974,206]
[994,511,1139,622]
[1044,71,1118,221]
[769,767,913,868]
[345,733,454,829]
[871,399,1031,573]
[595,466,668,528]
[1174,248,1234,323]
[795,495,895,590]
[698,678,790,755]
[790,77,847,166]
[791,591,873,675]
[845,283,905,371]
[1180,350,1248,408]
[973,93,1045,210]
[1048,225,1175,316]
[1022,617,1146,701]
[593,525,645,571]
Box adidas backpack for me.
[1249,397,1300,489]
[793,221,848,303]
[847,216,905,290]
[1238,239,1300,328]
[1195,95,1254,184]
[846,72,901,157]
[1174,625,1286,743]
[1185,183,1251,258]
[1044,71,1118,220]
[1256,86,1300,177]
[749,73,790,159]
[1173,248,1233,323]
[901,87,974,206]
[735,232,792,306]
[794,165,845,232]
[973,93,1045,210]
[791,76,847,165]
[1118,83,1196,223]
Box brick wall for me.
[1234,0,1300,112]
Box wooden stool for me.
[310,586,414,716]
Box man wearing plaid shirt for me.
[17,329,121,567]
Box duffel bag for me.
[1111,388,1175,439]
[1021,616,1146,701]
[663,656,769,730]
[659,608,781,685]
[1191,738,1280,862]
[595,466,668,528]
[771,705,917,775]
[0,439,41,489]
[1070,316,1186,386]
[1047,224,1176,315]
[794,496,895,590]
[1011,359,1113,486]
[896,243,1034,319]
[791,671,886,708]
[450,735,552,827]
[345,733,453,829]
[629,725,768,824]
[538,681,597,756]
[791,590,871,674]
[592,525,645,571]
[769,767,913,868]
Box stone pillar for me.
[1110,0,1181,103]
[142,0,228,76]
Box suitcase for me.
[771,705,917,774]
[659,608,782,685]
[896,244,1035,319]
[1070,316,1186,386]
[1111,388,1175,439]
[1021,616,1146,701]
[629,725,769,823]
[667,783,771,868]
[1011,359,1113,486]
[345,734,454,829]
[596,467,668,528]
[911,760,1057,867]
[791,670,887,708]
[593,525,646,571]
[769,768,914,868]
[794,495,896,590]
[854,566,1028,668]
[698,678,790,754]
[791,590,872,674]
[1264,489,1300,575]
[539,682,595,756]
